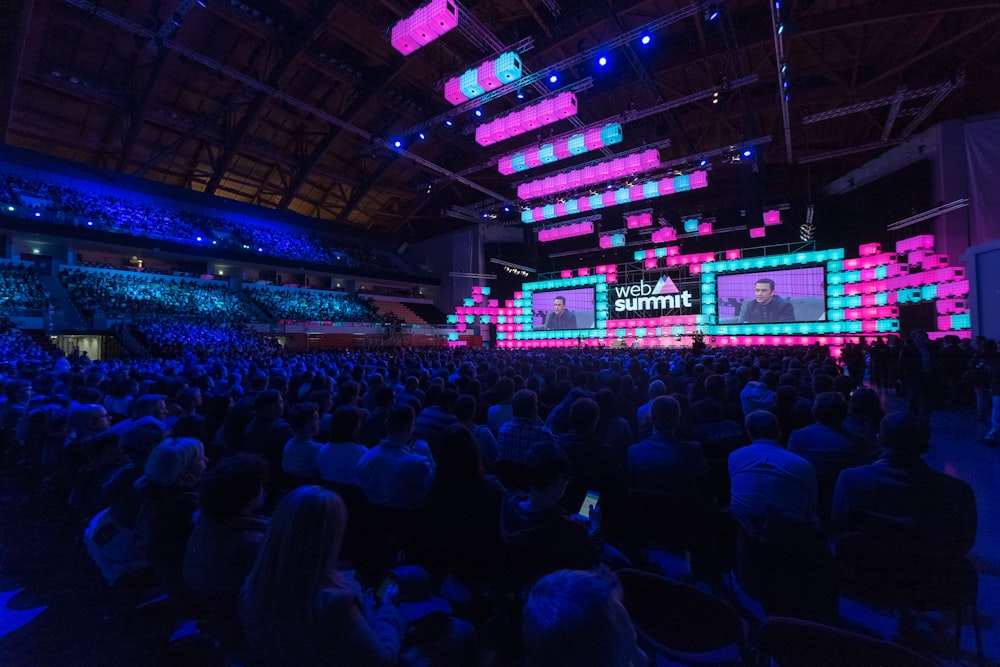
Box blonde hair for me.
[143,437,204,485]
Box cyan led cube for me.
[567,133,587,155]
[643,181,659,199]
[684,218,699,233]
[600,123,623,145]
[542,204,556,219]
[674,174,691,192]
[539,143,557,163]
[494,52,522,82]
[460,68,485,98]
[565,199,579,215]
[921,284,938,300]
[511,153,528,171]
[589,194,604,210]
[615,187,631,205]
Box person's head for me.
[143,437,206,487]
[243,486,347,616]
[754,278,776,304]
[812,391,847,427]
[175,386,202,413]
[198,452,269,517]
[385,404,416,441]
[327,405,361,443]
[287,401,320,438]
[878,411,931,455]
[523,569,647,667]
[70,403,110,438]
[647,380,666,401]
[848,387,883,422]
[433,423,484,490]
[553,296,567,315]
[704,374,727,399]
[134,393,168,421]
[453,394,477,423]
[745,410,781,442]
[525,442,571,501]
[374,385,396,411]
[254,389,284,418]
[4,379,32,404]
[119,416,166,465]
[650,395,680,436]
[512,388,540,419]
[569,398,600,435]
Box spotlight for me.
[598,56,608,67]
[699,159,707,167]
[474,108,483,117]
[548,73,558,84]
[777,23,784,34]
[640,34,651,45]
[516,88,524,99]
[444,118,453,127]
[742,149,752,158]
[393,139,403,148]
[708,10,719,20]
[780,62,787,74]
[418,132,426,140]
[504,206,510,212]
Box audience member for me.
[316,406,368,487]
[357,405,435,509]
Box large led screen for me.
[531,286,596,330]
[716,266,826,324]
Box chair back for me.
[617,568,745,664]
[755,617,938,667]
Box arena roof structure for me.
[2,0,998,240]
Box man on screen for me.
[737,278,795,324]
[544,296,578,330]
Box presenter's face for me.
[754,282,774,304]
[553,299,565,314]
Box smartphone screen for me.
[577,490,600,520]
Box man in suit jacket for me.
[737,278,795,324]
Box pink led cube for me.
[554,202,567,217]
[477,60,501,90]
[524,151,543,168]
[553,173,568,191]
[553,142,572,159]
[642,149,660,169]
[444,77,466,104]
[657,178,675,196]
[726,249,741,259]
[859,242,881,256]
[537,98,557,124]
[599,236,613,249]
[521,106,540,131]
[498,155,515,175]
[749,227,766,238]
[577,196,592,212]
[763,209,781,225]
[553,92,577,117]
[602,190,617,207]
[611,158,627,178]
[391,20,420,55]
[629,184,645,201]
[667,246,680,256]
[578,267,590,276]
[698,221,713,235]
[644,258,658,269]
[561,270,573,278]
[689,170,709,189]
[584,127,605,150]
[408,8,439,45]
[426,0,459,35]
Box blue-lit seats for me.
[0,263,50,316]
[245,285,380,323]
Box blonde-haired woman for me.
[240,485,404,666]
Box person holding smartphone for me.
[240,486,405,666]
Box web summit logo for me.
[612,275,694,313]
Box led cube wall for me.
[537,219,594,242]
[390,0,459,55]
[763,209,782,226]
[626,211,653,229]
[476,92,577,146]
[521,171,708,223]
[517,149,660,200]
[651,226,677,243]
[443,52,523,105]
[599,231,626,248]
[498,122,623,175]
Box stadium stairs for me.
[39,274,86,330]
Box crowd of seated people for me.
[245,286,381,323]
[0,263,51,316]
[1,174,407,275]
[128,319,280,360]
[0,333,986,665]
[60,268,259,323]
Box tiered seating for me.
[244,286,380,323]
[60,268,259,323]
[374,301,426,325]
[129,319,275,359]
[0,318,47,362]
[0,263,49,316]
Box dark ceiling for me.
[2,0,998,242]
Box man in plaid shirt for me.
[497,389,555,464]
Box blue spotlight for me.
[504,206,511,212]
[393,139,403,148]
[598,56,608,67]
[444,118,453,127]
[708,10,719,20]
[474,108,483,117]
[699,159,707,167]
[640,34,651,45]
[516,88,524,99]
[418,132,426,140]
[742,149,752,158]
[549,73,558,84]
[777,23,784,34]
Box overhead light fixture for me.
[549,73,559,84]
[418,132,426,140]
[516,88,524,99]
[393,139,403,148]
[598,56,608,67]
[444,118,453,127]
[474,108,483,117]
[640,34,651,45]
